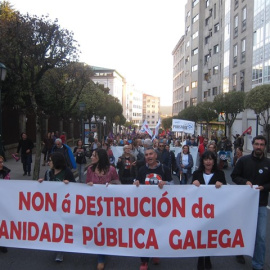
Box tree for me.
[0,12,80,179]
[245,85,270,142]
[162,117,173,131]
[177,106,199,123]
[196,102,218,138]
[213,91,245,138]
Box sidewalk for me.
[5,150,91,181]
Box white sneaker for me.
[55,252,63,262]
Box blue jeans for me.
[76,163,85,183]
[252,206,267,269]
[225,151,233,166]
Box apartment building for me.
[143,94,160,129]
[173,0,266,149]
[90,66,126,112]
[125,83,143,127]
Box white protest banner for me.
[172,119,195,134]
[0,181,259,257]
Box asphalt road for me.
[1,165,270,270]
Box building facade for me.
[173,0,266,150]
[143,94,161,129]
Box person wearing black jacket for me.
[231,135,270,270]
[15,132,34,176]
[192,150,226,270]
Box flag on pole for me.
[141,120,153,137]
[242,126,252,135]
[153,119,161,139]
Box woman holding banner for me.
[192,150,226,270]
[38,152,75,262]
[86,148,120,270]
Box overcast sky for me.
[9,0,186,106]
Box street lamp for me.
[79,102,86,143]
[0,63,7,157]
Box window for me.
[190,98,197,106]
[233,44,238,66]
[212,87,218,96]
[242,6,247,31]
[206,0,209,7]
[213,44,219,54]
[184,101,189,108]
[192,14,199,23]
[192,48,198,55]
[185,86,190,92]
[205,17,210,26]
[235,0,239,9]
[234,15,239,37]
[214,3,217,19]
[192,31,198,39]
[191,81,198,88]
[205,35,210,45]
[213,65,219,75]
[186,41,190,48]
[232,73,237,90]
[204,54,211,64]
[192,0,199,7]
[214,23,220,33]
[241,38,246,62]
[192,64,198,72]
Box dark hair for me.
[77,139,83,146]
[50,152,67,170]
[198,150,218,172]
[252,135,267,145]
[182,144,190,154]
[91,148,110,173]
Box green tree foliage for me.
[162,117,173,131]
[213,91,245,138]
[196,102,218,137]
[177,106,199,123]
[37,62,94,118]
[0,11,80,179]
[245,84,270,138]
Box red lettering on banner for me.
[172,197,186,217]
[97,196,103,216]
[232,229,244,247]
[114,197,125,216]
[87,196,96,215]
[169,229,181,249]
[208,230,217,248]
[75,195,85,214]
[118,228,128,248]
[0,220,9,239]
[197,231,207,249]
[39,223,51,242]
[169,229,243,250]
[128,228,133,248]
[126,197,138,217]
[103,197,113,216]
[18,192,57,212]
[183,230,196,249]
[134,228,145,249]
[106,228,117,246]
[192,197,214,218]
[52,223,64,242]
[219,229,231,248]
[145,229,158,249]
[140,197,151,217]
[28,222,39,241]
[82,226,93,245]
[64,224,73,243]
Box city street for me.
[1,156,270,270]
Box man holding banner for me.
[231,135,270,270]
[134,146,172,270]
